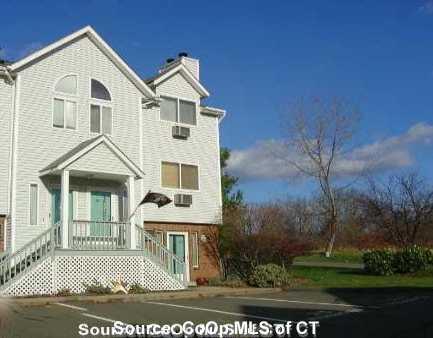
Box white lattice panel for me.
[142,259,184,291]
[1,254,184,296]
[55,255,146,294]
[3,258,54,297]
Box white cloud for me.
[227,122,433,182]
[419,0,433,14]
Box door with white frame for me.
[166,231,189,282]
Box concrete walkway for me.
[4,286,282,307]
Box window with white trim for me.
[90,79,112,135]
[192,232,199,268]
[160,96,196,125]
[53,75,77,130]
[29,184,38,225]
[161,162,199,190]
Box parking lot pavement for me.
[2,289,433,338]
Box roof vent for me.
[178,52,188,58]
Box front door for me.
[90,191,111,236]
[168,233,189,281]
[52,189,73,225]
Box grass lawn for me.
[291,265,433,288]
[294,249,363,265]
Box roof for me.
[40,135,145,178]
[146,63,210,98]
[200,106,226,121]
[9,26,155,98]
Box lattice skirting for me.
[2,254,185,297]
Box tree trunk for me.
[325,230,336,257]
[325,212,337,257]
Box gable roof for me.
[9,26,155,98]
[146,63,210,98]
[40,135,145,178]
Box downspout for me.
[8,69,20,253]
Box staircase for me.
[136,225,188,286]
[0,223,61,290]
[0,223,187,295]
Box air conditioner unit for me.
[172,125,190,139]
[174,194,193,206]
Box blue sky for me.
[3,1,433,202]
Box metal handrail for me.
[0,222,61,289]
[136,225,188,286]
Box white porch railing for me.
[0,223,61,289]
[136,225,188,286]
[70,221,127,250]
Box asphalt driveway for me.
[2,288,433,338]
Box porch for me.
[39,135,145,251]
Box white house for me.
[0,26,225,296]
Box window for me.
[161,162,180,188]
[90,105,112,134]
[55,75,77,95]
[29,184,38,225]
[161,162,199,190]
[192,232,199,268]
[53,75,77,130]
[90,79,112,135]
[160,96,196,125]
[91,79,111,101]
[181,164,199,190]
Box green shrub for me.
[83,280,112,295]
[208,277,247,288]
[363,246,433,276]
[128,283,149,294]
[393,246,432,273]
[363,249,395,276]
[248,264,292,288]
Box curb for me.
[4,287,283,307]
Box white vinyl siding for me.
[14,36,143,250]
[29,184,38,225]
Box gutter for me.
[0,66,14,84]
[200,106,226,122]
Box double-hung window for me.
[53,75,77,130]
[160,96,196,125]
[90,79,112,135]
[161,162,199,190]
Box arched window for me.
[90,79,112,135]
[91,79,111,101]
[55,75,77,95]
[53,75,77,130]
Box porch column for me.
[61,170,70,249]
[127,175,136,249]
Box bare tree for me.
[282,97,359,257]
[361,173,433,247]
